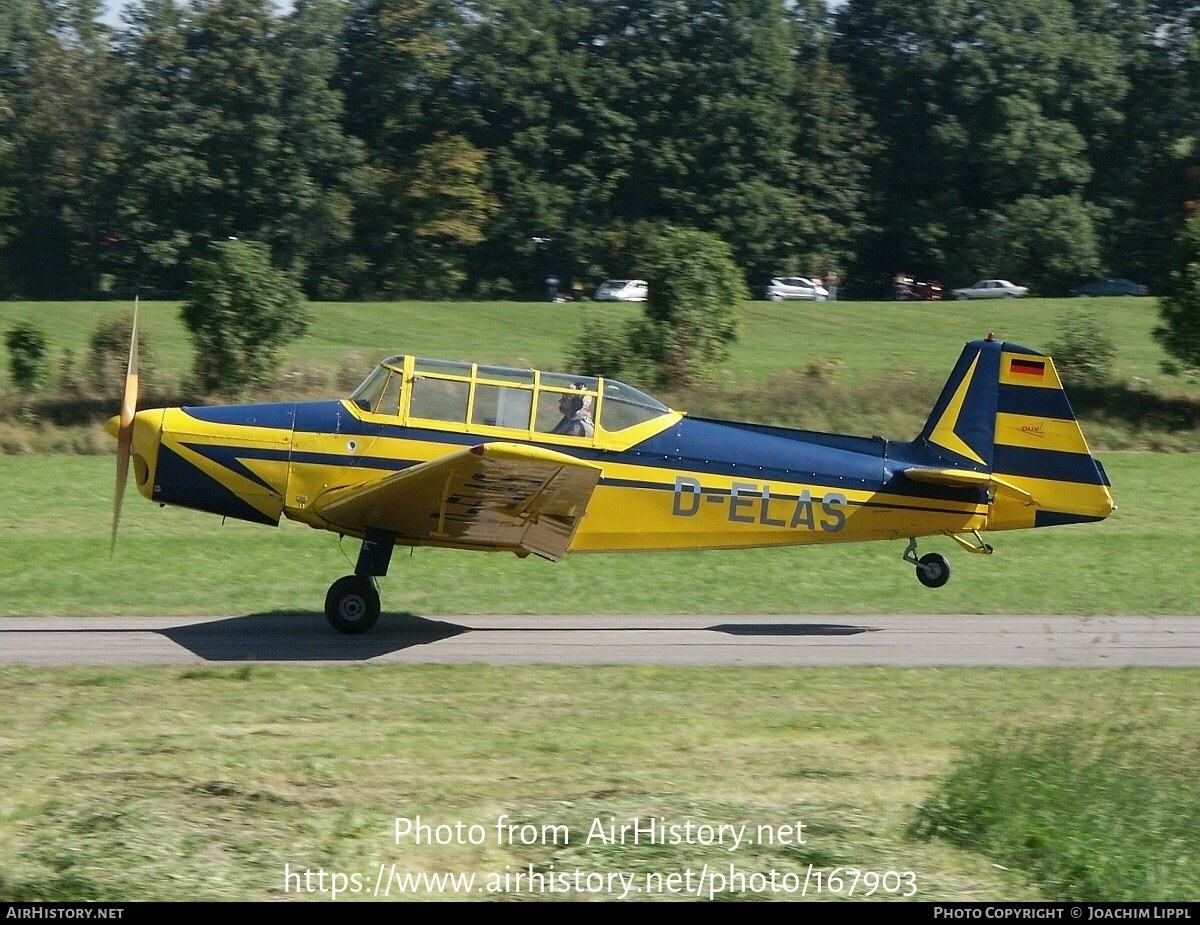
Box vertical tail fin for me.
[918,340,1000,471]
[915,338,1114,530]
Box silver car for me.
[594,279,648,302]
[766,277,829,301]
[952,279,1029,300]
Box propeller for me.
[110,297,140,556]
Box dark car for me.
[1070,278,1149,297]
[893,276,944,301]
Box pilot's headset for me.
[570,382,592,417]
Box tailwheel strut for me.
[903,538,951,589]
[950,530,993,555]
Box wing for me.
[311,442,602,560]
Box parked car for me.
[766,277,829,301]
[952,279,1029,300]
[594,279,648,302]
[1070,278,1149,297]
[893,276,945,301]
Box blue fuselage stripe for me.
[1035,511,1108,528]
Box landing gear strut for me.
[903,538,951,589]
[324,528,396,634]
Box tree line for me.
[0,0,1197,302]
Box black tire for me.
[325,575,381,634]
[916,552,951,589]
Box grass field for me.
[1,666,1195,901]
[0,295,1176,389]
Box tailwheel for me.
[902,538,952,589]
[915,552,951,589]
[325,575,381,635]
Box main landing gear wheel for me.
[325,575,381,635]
[915,552,951,589]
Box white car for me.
[766,277,828,301]
[951,279,1029,300]
[594,279,648,302]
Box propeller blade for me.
[111,297,140,556]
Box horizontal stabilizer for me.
[904,467,1037,506]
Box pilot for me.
[551,384,594,437]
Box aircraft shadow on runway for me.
[160,612,466,661]
[155,613,877,662]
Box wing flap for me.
[312,442,602,560]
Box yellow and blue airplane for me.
[109,308,1113,634]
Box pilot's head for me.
[561,383,590,416]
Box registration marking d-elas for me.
[672,476,846,532]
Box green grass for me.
[0,453,1195,617]
[913,720,1200,901]
[1,296,1195,451]
[0,299,628,390]
[1,665,1195,901]
[0,295,1178,390]
[731,296,1169,387]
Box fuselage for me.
[110,345,1113,555]
[115,397,990,554]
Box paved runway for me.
[2,613,1198,666]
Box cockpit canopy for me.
[348,356,674,440]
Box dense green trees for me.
[1,0,121,296]
[836,0,1117,291]
[1156,213,1200,374]
[113,0,364,296]
[0,0,1195,300]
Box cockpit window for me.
[349,365,390,413]
[534,374,599,437]
[349,357,675,438]
[405,358,471,424]
[411,376,470,423]
[598,381,670,432]
[378,371,401,416]
[471,366,535,428]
